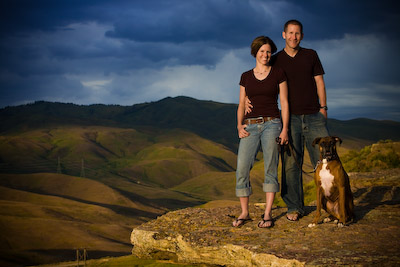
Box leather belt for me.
[244,116,276,125]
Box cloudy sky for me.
[1,0,399,121]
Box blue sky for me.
[1,0,399,121]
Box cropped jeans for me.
[281,112,329,215]
[236,118,281,197]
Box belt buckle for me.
[256,116,264,124]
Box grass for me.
[85,255,206,266]
[0,173,140,209]
[36,255,206,267]
[0,125,236,186]
[0,173,158,266]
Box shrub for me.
[342,141,400,172]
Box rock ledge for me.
[131,226,303,266]
[131,169,400,266]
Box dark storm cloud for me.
[1,0,266,71]
[0,0,399,120]
[0,0,114,36]
[313,34,400,87]
[280,0,400,41]
[1,0,270,46]
[1,0,398,42]
[0,72,86,106]
[105,0,273,47]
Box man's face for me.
[282,24,303,49]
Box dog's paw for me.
[323,217,332,223]
[337,222,344,228]
[333,219,339,224]
[308,223,316,228]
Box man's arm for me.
[278,81,289,144]
[315,74,327,118]
[244,96,253,114]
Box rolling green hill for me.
[0,125,237,266]
[0,126,236,186]
[0,173,158,266]
[1,96,399,266]
[0,125,237,212]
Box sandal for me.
[258,214,274,228]
[232,217,252,227]
[286,212,300,222]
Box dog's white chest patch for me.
[319,159,334,196]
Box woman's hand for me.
[237,124,249,138]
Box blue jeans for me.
[236,119,282,197]
[281,112,329,215]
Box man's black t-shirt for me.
[272,48,325,115]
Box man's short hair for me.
[250,36,277,57]
[284,19,303,34]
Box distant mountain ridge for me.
[1,96,399,150]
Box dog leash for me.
[276,137,320,174]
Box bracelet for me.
[320,106,328,110]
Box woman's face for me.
[256,44,272,65]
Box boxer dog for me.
[308,136,354,227]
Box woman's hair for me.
[284,19,303,34]
[250,36,277,57]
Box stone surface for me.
[131,169,400,266]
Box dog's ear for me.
[312,137,322,147]
[333,136,342,145]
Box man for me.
[246,19,329,221]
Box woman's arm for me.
[237,85,249,138]
[279,81,289,144]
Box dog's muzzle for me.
[321,146,337,161]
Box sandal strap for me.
[258,218,274,228]
[236,217,251,222]
[260,218,273,222]
[260,214,273,221]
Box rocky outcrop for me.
[131,227,303,266]
[131,169,400,266]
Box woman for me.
[233,36,289,228]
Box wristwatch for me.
[320,106,328,110]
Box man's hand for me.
[245,96,253,115]
[237,124,249,138]
[277,131,289,145]
[319,109,327,119]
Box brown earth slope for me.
[0,173,163,266]
[131,168,400,266]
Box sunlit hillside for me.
[0,125,237,266]
[0,97,399,266]
[0,173,154,265]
